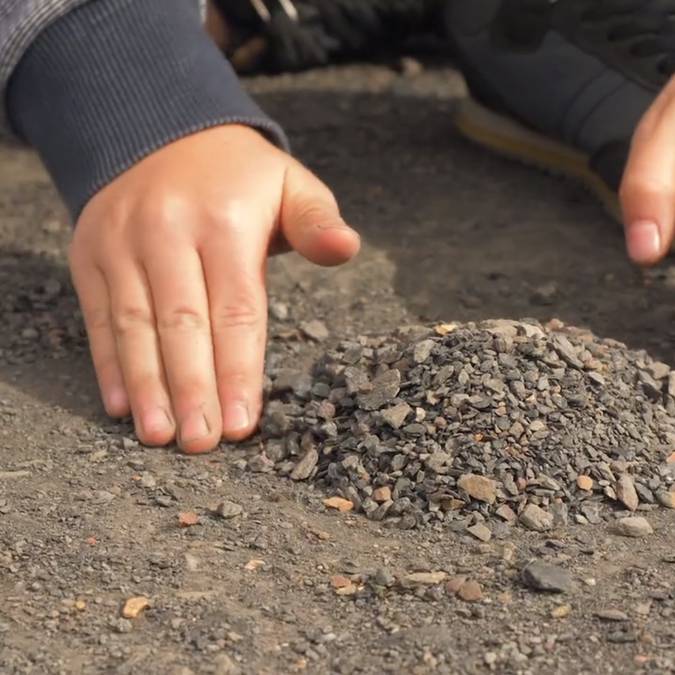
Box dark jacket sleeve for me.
[7,0,289,220]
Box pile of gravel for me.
[256,319,675,534]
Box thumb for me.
[280,161,360,266]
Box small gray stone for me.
[467,523,492,542]
[372,567,396,587]
[521,561,574,593]
[413,339,436,364]
[595,609,629,622]
[269,301,289,321]
[615,474,639,511]
[248,454,275,473]
[214,500,243,519]
[290,447,319,481]
[155,495,173,507]
[380,402,412,430]
[140,472,157,489]
[357,369,401,410]
[300,320,329,341]
[552,334,584,369]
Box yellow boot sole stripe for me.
[453,98,622,223]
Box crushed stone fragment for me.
[122,596,150,619]
[611,516,654,538]
[521,561,574,593]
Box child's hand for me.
[69,125,360,453]
[622,75,675,265]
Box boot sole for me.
[453,97,622,223]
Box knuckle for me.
[619,176,672,204]
[206,201,249,235]
[86,308,112,333]
[215,370,250,387]
[112,305,154,335]
[157,306,208,333]
[212,300,262,330]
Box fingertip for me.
[178,411,222,454]
[179,433,222,454]
[626,220,662,266]
[104,386,131,418]
[222,399,258,442]
[135,407,176,447]
[302,222,361,266]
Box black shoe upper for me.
[447,0,675,190]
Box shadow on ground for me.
[3,79,675,425]
[258,86,675,363]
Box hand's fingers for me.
[143,240,222,454]
[200,218,268,441]
[69,256,129,418]
[103,259,176,446]
[620,86,675,265]
[281,162,361,266]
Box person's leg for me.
[205,0,442,72]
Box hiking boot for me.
[207,0,442,73]
[445,0,675,220]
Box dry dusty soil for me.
[0,63,674,674]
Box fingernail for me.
[224,401,250,433]
[142,408,173,435]
[181,411,210,443]
[627,220,661,264]
[106,386,128,414]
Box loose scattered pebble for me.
[456,580,483,603]
[213,501,243,519]
[519,504,553,532]
[244,559,265,572]
[457,474,497,505]
[521,561,574,593]
[178,512,199,528]
[656,491,675,509]
[122,596,150,619]
[615,475,639,511]
[611,516,654,538]
[300,320,329,342]
[330,575,352,589]
[445,576,467,593]
[576,475,593,491]
[323,496,354,512]
[467,523,492,542]
[404,571,447,586]
[551,604,572,619]
[595,609,629,622]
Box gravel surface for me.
[259,320,675,537]
[1,62,674,675]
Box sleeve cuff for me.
[7,0,289,219]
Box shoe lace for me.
[234,0,442,71]
[580,0,675,81]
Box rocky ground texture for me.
[259,319,675,536]
[1,62,674,675]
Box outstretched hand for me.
[69,125,360,453]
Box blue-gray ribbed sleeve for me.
[7,0,289,219]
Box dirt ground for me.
[1,63,674,675]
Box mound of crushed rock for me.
[256,320,675,534]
